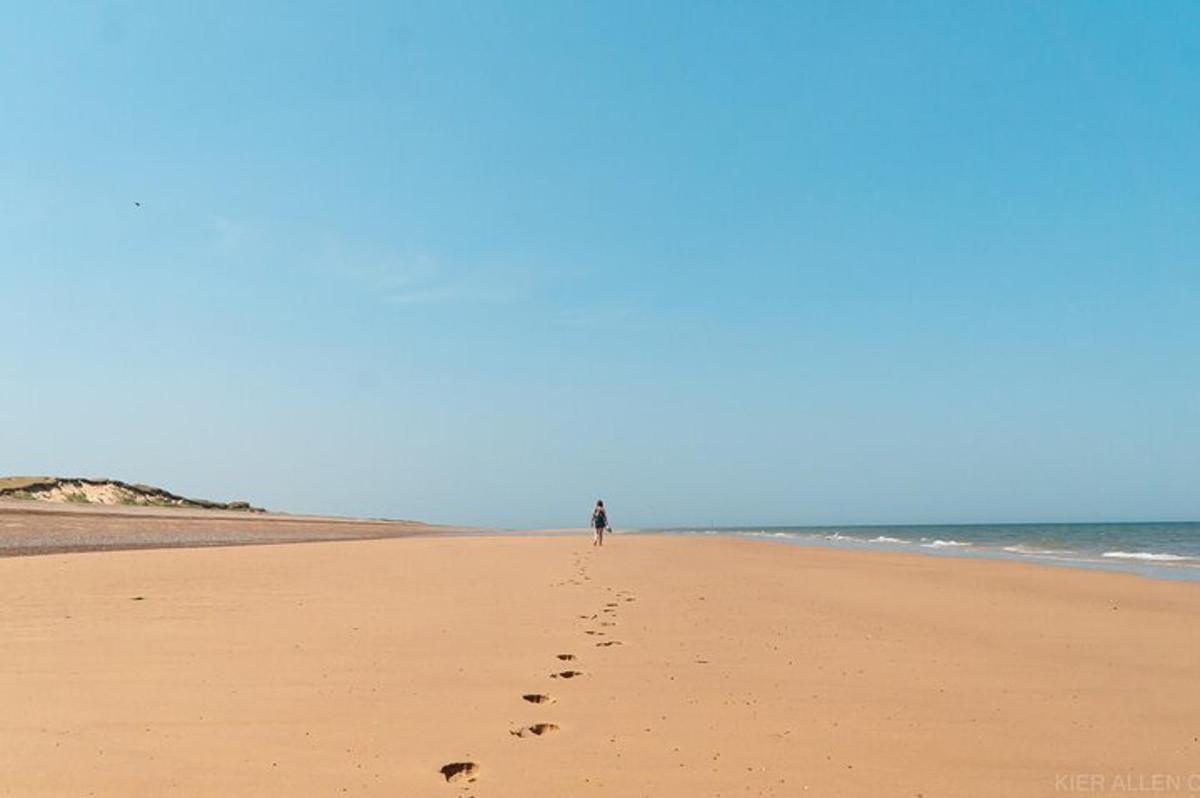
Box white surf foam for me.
[1002,545,1073,556]
[1101,551,1194,562]
[824,532,868,543]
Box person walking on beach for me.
[592,500,610,547]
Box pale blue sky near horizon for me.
[3,2,1198,528]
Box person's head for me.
[596,500,604,507]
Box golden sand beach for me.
[1,534,1197,796]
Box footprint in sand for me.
[523,693,554,704]
[556,653,576,661]
[596,640,622,647]
[551,670,583,679]
[510,723,560,738]
[439,762,480,783]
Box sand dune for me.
[0,476,262,511]
[0,535,1196,796]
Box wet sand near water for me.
[0,498,470,556]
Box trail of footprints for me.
[438,554,635,785]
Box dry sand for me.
[0,534,1197,796]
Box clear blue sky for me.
[3,2,1197,528]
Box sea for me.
[643,522,1200,581]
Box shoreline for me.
[2,499,1197,585]
[637,524,1200,583]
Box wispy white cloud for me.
[212,216,248,248]
[379,267,522,305]
[319,238,532,307]
[553,303,644,330]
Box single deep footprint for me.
[551,670,583,679]
[556,653,576,661]
[596,640,622,647]
[511,723,560,738]
[523,693,554,704]
[439,762,480,783]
